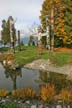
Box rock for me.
[3,60,6,66]
[56,105,62,108]
[31,105,36,108]
[24,59,72,77]
[25,100,30,104]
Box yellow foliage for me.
[39,84,56,102]
[2,53,14,61]
[12,87,36,99]
[0,89,9,97]
[60,88,72,102]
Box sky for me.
[0,0,43,37]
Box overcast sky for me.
[0,0,43,33]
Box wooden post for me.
[38,40,42,55]
[50,6,54,51]
[37,29,43,55]
[18,30,21,51]
[46,17,50,50]
[10,19,15,53]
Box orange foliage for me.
[54,47,72,52]
[2,53,14,61]
[39,84,56,102]
[60,88,72,102]
[0,89,9,97]
[12,87,36,99]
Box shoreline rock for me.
[24,59,72,77]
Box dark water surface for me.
[0,63,72,92]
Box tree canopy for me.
[1,16,16,45]
[40,0,72,47]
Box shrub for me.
[12,87,36,99]
[0,89,9,97]
[60,88,72,103]
[39,83,56,103]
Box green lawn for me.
[15,46,72,66]
[15,46,39,66]
[42,52,72,66]
[0,45,72,66]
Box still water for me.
[0,63,72,92]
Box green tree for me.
[28,35,34,46]
[1,16,16,46]
[1,19,10,45]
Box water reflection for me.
[0,62,72,92]
[38,70,72,93]
[4,68,22,90]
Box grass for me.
[0,47,9,52]
[42,52,72,66]
[15,46,40,66]
[0,102,17,108]
[15,46,72,66]
[0,45,72,66]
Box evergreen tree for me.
[28,35,34,46]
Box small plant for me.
[60,88,72,103]
[39,83,56,103]
[0,89,9,98]
[12,87,36,99]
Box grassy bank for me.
[42,52,72,66]
[15,46,39,66]
[15,46,72,66]
[0,46,72,66]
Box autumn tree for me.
[63,0,72,47]
[40,0,72,47]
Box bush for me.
[60,88,72,103]
[0,89,9,97]
[39,83,56,103]
[12,87,36,99]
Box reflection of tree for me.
[39,70,49,83]
[38,70,72,93]
[4,68,22,90]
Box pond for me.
[0,63,72,92]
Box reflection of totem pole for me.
[18,30,21,51]
[50,6,54,51]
